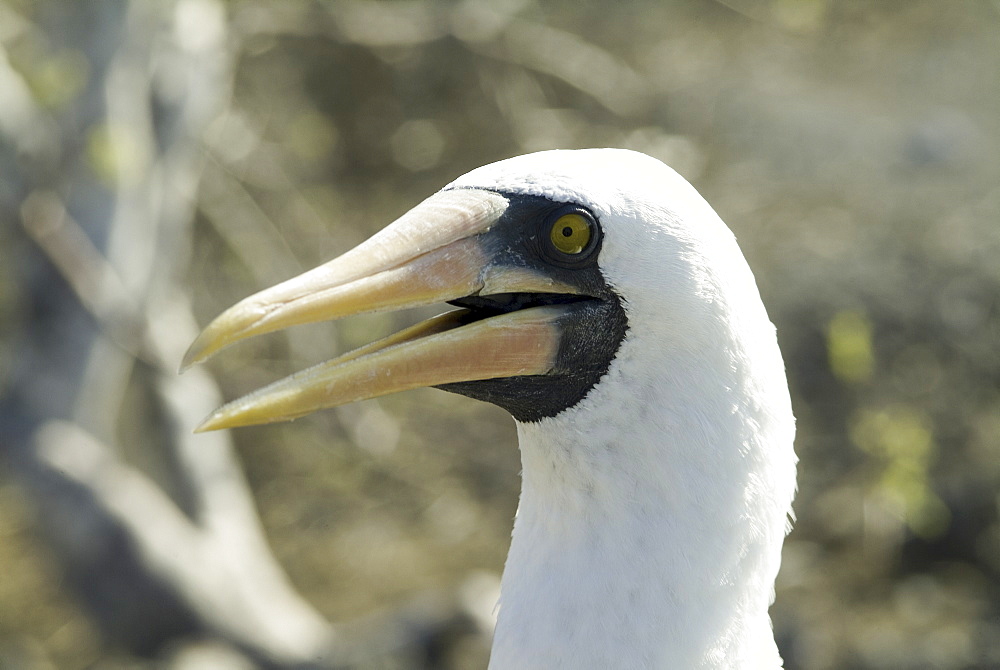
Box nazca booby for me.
[183,149,797,669]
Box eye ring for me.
[541,205,600,266]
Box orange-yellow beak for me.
[182,188,582,432]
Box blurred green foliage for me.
[827,310,874,385]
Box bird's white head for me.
[185,149,797,669]
[451,149,797,669]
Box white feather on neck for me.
[453,149,796,669]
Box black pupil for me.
[561,226,573,237]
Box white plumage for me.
[455,151,796,668]
[189,149,797,669]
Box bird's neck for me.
[490,333,795,669]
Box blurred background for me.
[1,0,999,668]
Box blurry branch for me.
[2,1,496,666]
[18,188,337,663]
[197,154,304,285]
[233,0,448,45]
[234,0,650,117]
[196,152,344,366]
[709,0,829,32]
[707,0,773,23]
[1,0,336,665]
[466,15,650,117]
[21,192,151,364]
[28,419,336,665]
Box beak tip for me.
[178,356,194,375]
[194,413,225,433]
[181,333,212,373]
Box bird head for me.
[183,149,765,431]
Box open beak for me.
[183,188,581,432]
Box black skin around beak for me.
[184,189,628,431]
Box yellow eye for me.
[549,213,592,255]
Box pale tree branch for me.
[1,0,339,666]
[233,0,651,118]
[2,1,490,666]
